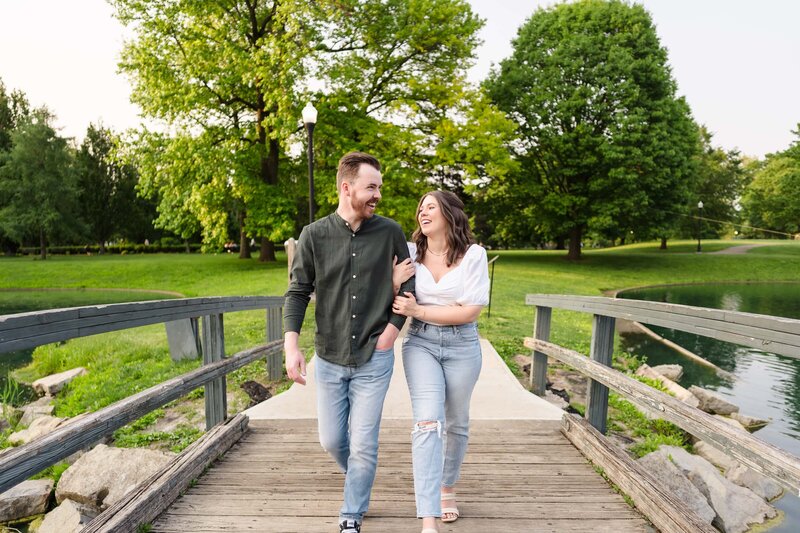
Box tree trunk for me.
[238,210,251,259]
[39,228,47,260]
[619,236,626,246]
[555,236,566,250]
[184,239,191,253]
[660,236,668,250]
[99,240,106,254]
[259,238,276,262]
[567,226,582,260]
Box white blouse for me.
[407,243,490,307]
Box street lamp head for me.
[697,200,704,209]
[302,102,317,125]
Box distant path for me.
[711,243,770,254]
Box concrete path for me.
[711,243,769,254]
[245,336,564,421]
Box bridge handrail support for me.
[524,336,800,497]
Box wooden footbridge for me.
[1,295,799,532]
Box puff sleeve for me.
[456,245,490,306]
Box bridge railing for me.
[0,296,284,497]
[525,294,800,498]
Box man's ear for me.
[340,180,350,196]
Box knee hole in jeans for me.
[412,420,442,437]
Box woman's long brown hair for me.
[412,190,475,267]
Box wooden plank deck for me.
[152,419,649,532]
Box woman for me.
[392,190,489,533]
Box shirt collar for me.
[332,210,374,233]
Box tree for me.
[741,127,800,237]
[112,0,485,256]
[76,124,156,252]
[0,110,81,259]
[0,80,32,255]
[485,0,698,258]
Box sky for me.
[0,0,798,159]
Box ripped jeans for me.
[402,319,483,518]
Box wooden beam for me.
[524,337,800,496]
[202,314,226,429]
[525,294,800,358]
[0,296,284,354]
[265,306,283,381]
[0,341,281,494]
[82,414,249,533]
[561,414,716,533]
[530,306,551,395]
[586,315,615,434]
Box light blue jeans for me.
[402,319,483,518]
[315,348,394,522]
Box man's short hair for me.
[337,152,381,189]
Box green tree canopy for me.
[113,0,491,256]
[0,110,80,259]
[741,127,800,237]
[484,0,698,258]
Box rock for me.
[637,451,715,524]
[694,441,783,501]
[688,385,739,415]
[0,479,54,522]
[730,412,769,432]
[712,415,747,432]
[8,415,66,445]
[56,444,174,510]
[657,445,776,533]
[240,380,271,406]
[37,499,96,533]
[32,367,87,396]
[19,397,55,426]
[543,390,568,410]
[549,368,588,406]
[636,364,699,408]
[693,440,736,471]
[650,364,684,381]
[725,464,783,501]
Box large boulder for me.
[650,364,684,381]
[694,441,783,501]
[0,479,54,522]
[19,396,54,426]
[636,364,699,408]
[637,451,715,524]
[55,444,174,511]
[688,385,739,415]
[8,415,66,445]
[37,499,97,533]
[32,367,87,396]
[657,446,776,533]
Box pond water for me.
[0,289,178,404]
[618,282,800,530]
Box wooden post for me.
[201,314,226,429]
[530,306,551,395]
[586,314,615,434]
[285,238,296,283]
[266,306,283,380]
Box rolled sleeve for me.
[283,227,315,333]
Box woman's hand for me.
[392,291,420,318]
[392,256,415,294]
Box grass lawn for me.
[2,239,799,454]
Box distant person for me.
[392,190,489,533]
[283,151,415,533]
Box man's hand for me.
[375,323,400,351]
[284,332,307,385]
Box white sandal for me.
[422,529,439,533]
[440,491,460,523]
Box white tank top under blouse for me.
[407,242,490,307]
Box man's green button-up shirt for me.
[283,212,415,367]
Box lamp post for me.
[696,200,704,253]
[302,102,318,225]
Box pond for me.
[0,289,179,404]
[618,282,800,531]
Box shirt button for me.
[352,335,356,339]
[352,295,356,299]
[352,253,356,256]
[351,233,355,237]
[352,274,356,278]
[352,314,356,318]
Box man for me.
[283,151,415,533]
